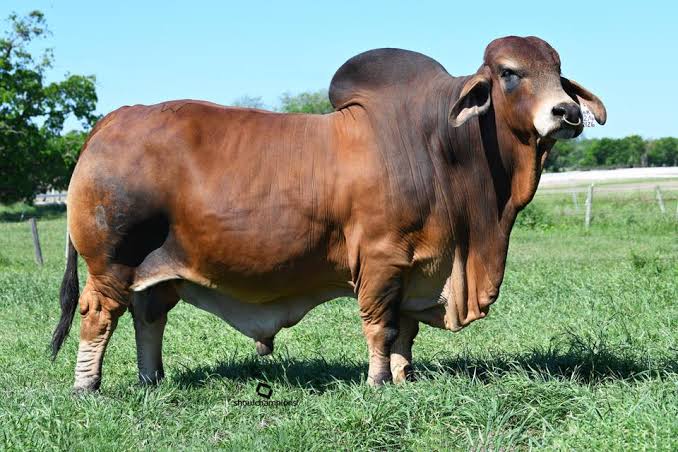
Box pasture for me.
[0,187,676,450]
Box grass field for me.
[0,190,676,450]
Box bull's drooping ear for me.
[449,73,492,127]
[561,77,607,125]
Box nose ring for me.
[562,117,581,126]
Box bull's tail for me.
[51,233,80,360]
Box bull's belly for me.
[176,281,354,340]
[174,267,453,341]
[134,246,457,338]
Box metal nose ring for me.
[562,117,581,126]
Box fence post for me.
[572,191,579,212]
[28,218,44,266]
[584,183,594,229]
[655,186,666,214]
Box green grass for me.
[0,193,676,450]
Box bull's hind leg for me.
[130,282,179,384]
[390,315,419,383]
[74,273,130,392]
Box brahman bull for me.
[51,36,605,391]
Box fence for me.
[533,182,678,230]
[34,191,67,205]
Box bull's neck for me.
[480,106,545,234]
[437,75,545,237]
[419,75,548,293]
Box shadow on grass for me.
[0,203,66,222]
[174,334,676,390]
[431,343,677,385]
[174,354,365,392]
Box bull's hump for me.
[329,48,449,109]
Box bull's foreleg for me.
[130,283,178,385]
[358,267,403,386]
[74,276,129,392]
[390,315,419,383]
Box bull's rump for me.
[68,101,353,302]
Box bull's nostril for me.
[552,105,566,117]
[552,102,581,125]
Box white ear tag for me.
[581,104,596,127]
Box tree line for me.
[1,11,675,204]
[546,135,677,172]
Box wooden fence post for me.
[572,191,579,212]
[655,186,666,214]
[28,218,44,266]
[584,183,594,229]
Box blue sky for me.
[2,1,676,138]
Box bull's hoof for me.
[392,364,416,384]
[72,376,101,394]
[367,371,393,387]
[138,370,165,386]
[255,337,274,356]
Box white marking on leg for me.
[74,338,108,391]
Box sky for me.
[1,1,676,139]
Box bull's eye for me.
[500,69,521,92]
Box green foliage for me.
[278,89,333,114]
[514,203,554,230]
[0,11,97,203]
[43,130,88,189]
[232,95,266,109]
[629,251,669,276]
[647,137,678,167]
[231,91,334,114]
[546,134,678,171]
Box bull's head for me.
[438,36,607,330]
[449,35,606,144]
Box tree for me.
[278,90,333,114]
[545,138,577,171]
[232,95,266,109]
[43,130,88,190]
[647,137,678,167]
[615,135,645,167]
[0,11,98,203]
